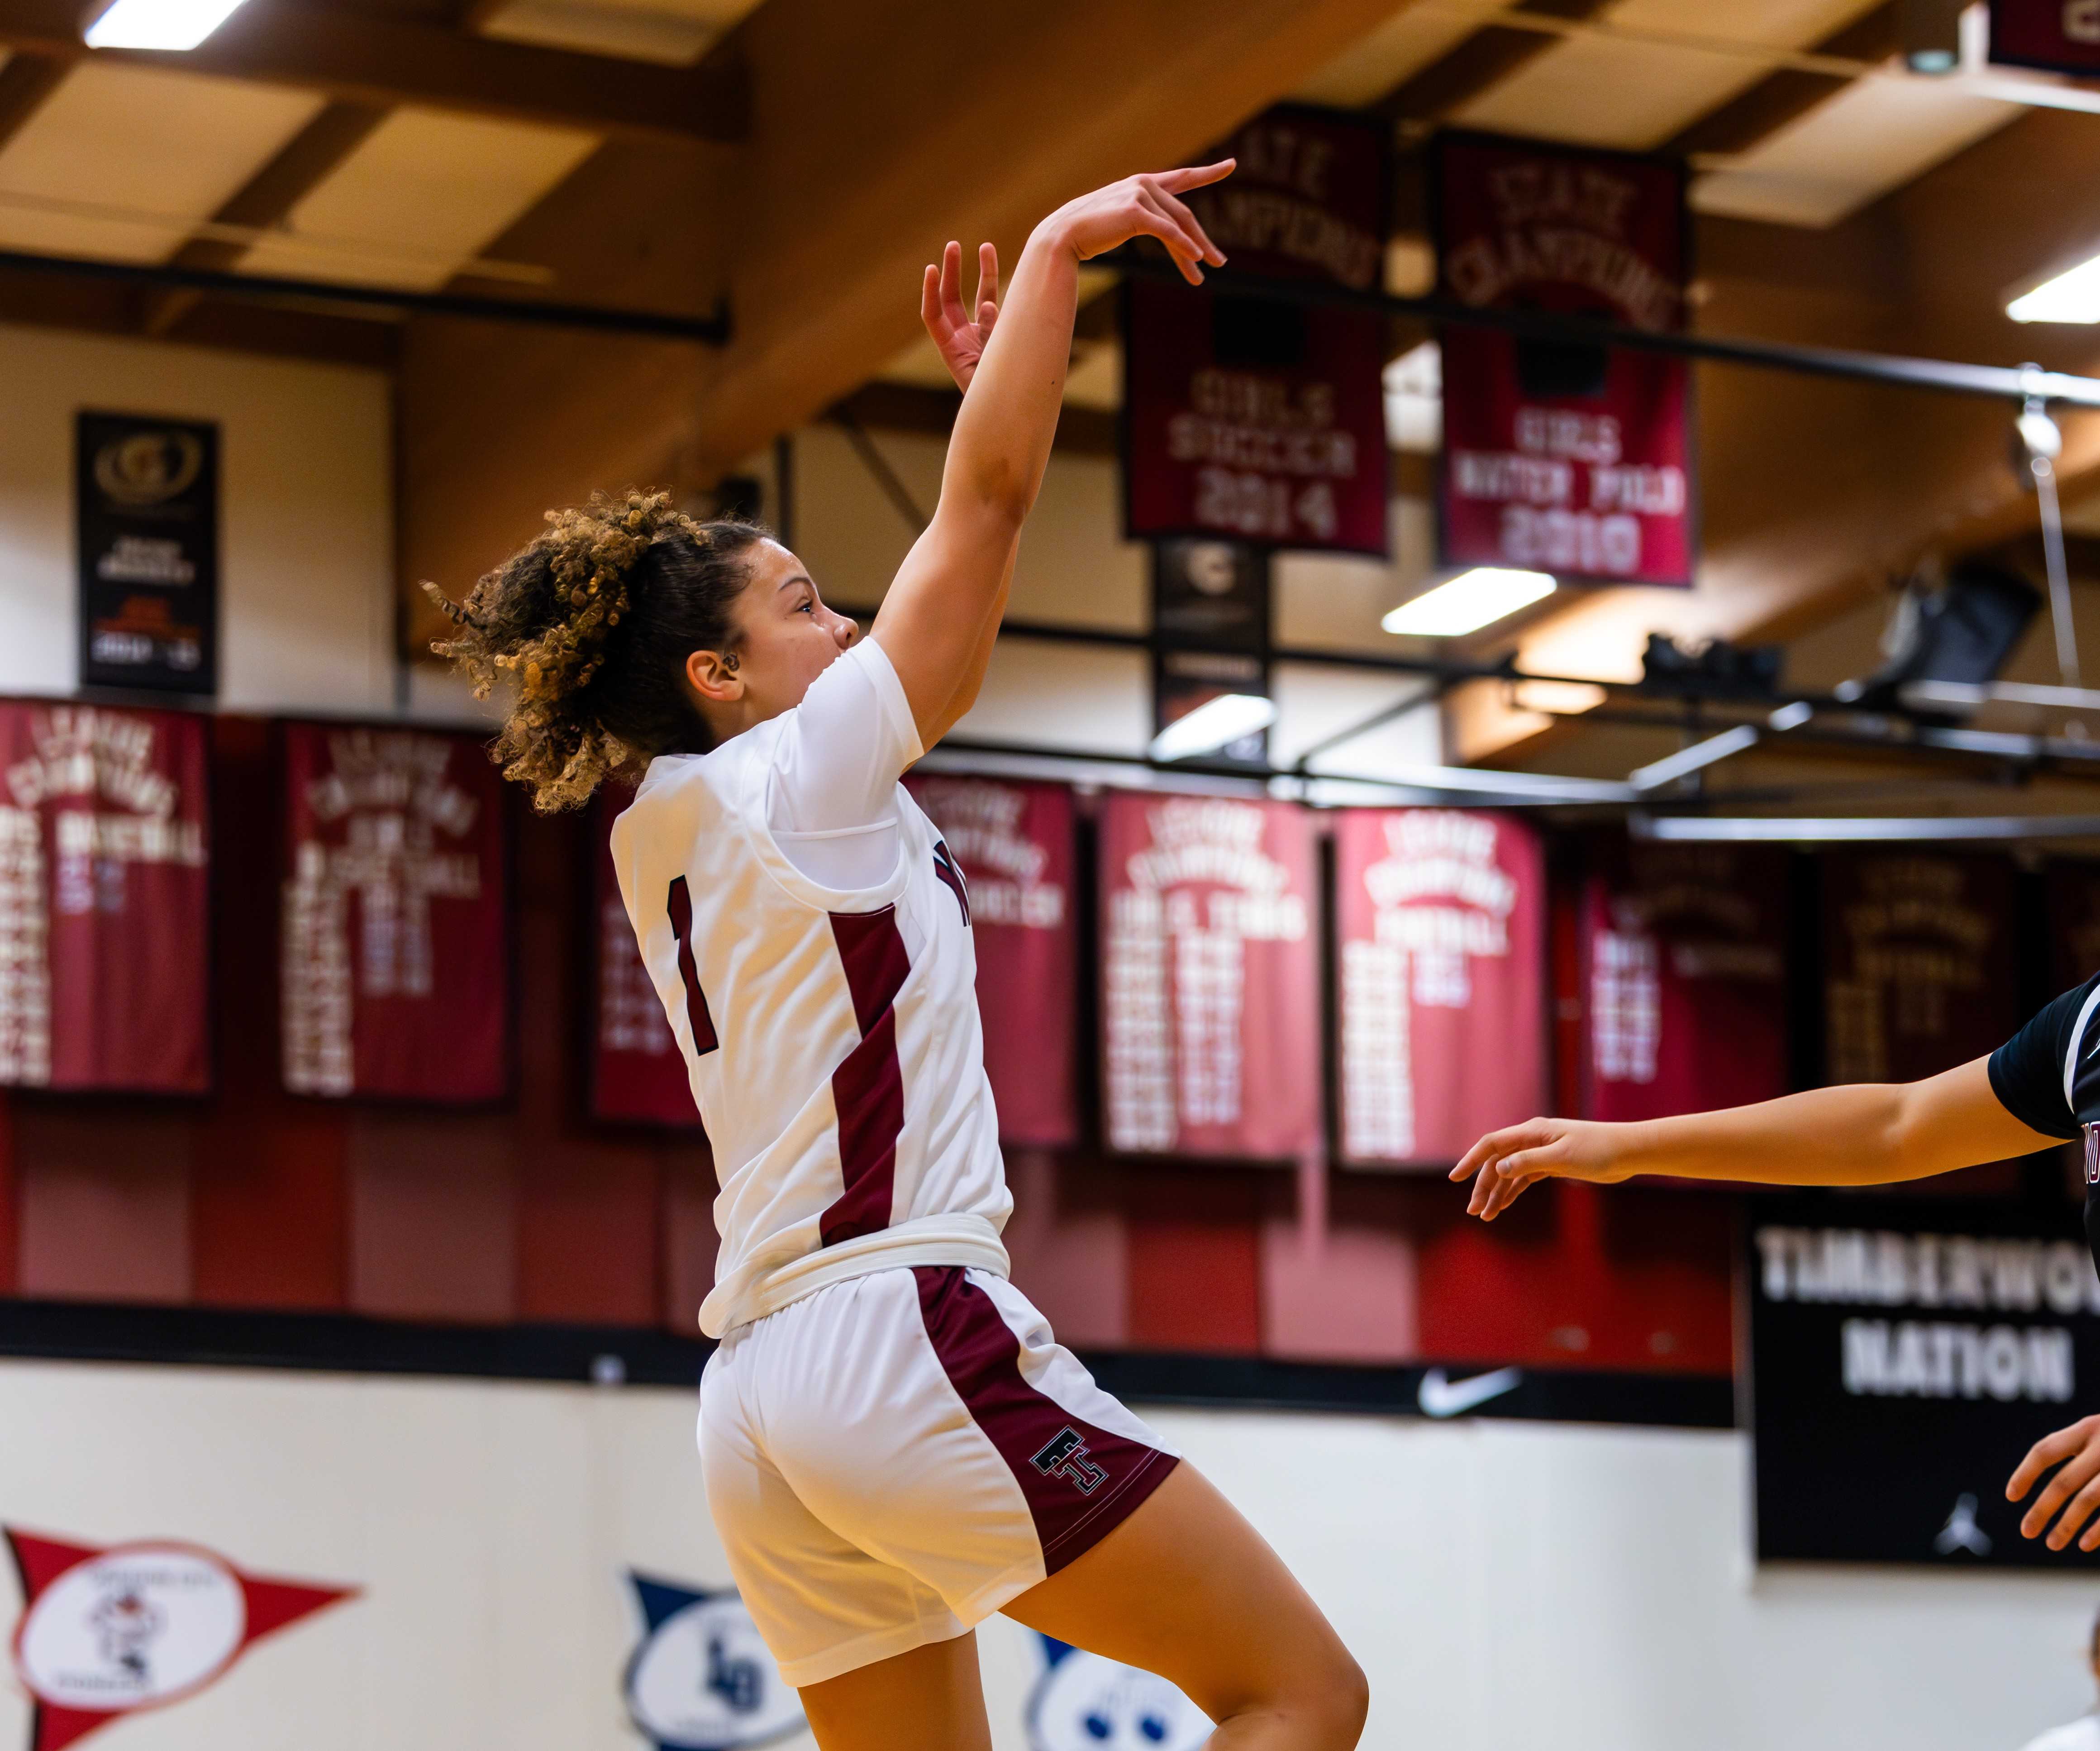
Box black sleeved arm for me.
[1987,973,2100,1141]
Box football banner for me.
[591,783,700,1129]
[1581,838,1789,1121]
[1433,131,1694,585]
[906,775,1080,1147]
[1124,106,1389,556]
[1335,809,1544,1167]
[1099,792,1320,1160]
[280,723,508,1103]
[1822,854,2019,1086]
[0,703,209,1092]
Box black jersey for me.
[1989,971,2100,1270]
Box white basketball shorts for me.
[697,1264,1180,1687]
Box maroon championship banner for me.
[1822,854,2019,1086]
[1334,809,1544,1167]
[1990,0,2100,75]
[906,775,1080,1147]
[1433,131,1694,585]
[1124,106,1389,556]
[0,703,209,1091]
[590,782,699,1128]
[1099,792,1320,1160]
[280,723,508,1102]
[1581,839,1789,1121]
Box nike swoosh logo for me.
[1417,1366,1523,1418]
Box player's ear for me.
[686,647,743,704]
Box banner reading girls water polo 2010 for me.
[280,723,508,1103]
[1433,131,1694,585]
[591,782,700,1129]
[1334,810,1543,1167]
[1099,792,1319,1160]
[906,775,1080,1147]
[0,703,209,1091]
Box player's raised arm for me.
[873,162,1233,746]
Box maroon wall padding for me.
[1123,1165,1265,1353]
[15,1104,192,1301]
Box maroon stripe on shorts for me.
[912,1265,1176,1573]
[818,908,911,1247]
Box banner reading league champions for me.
[906,775,1080,1147]
[1100,793,1320,1160]
[280,724,508,1103]
[1124,106,1389,556]
[1433,131,1694,585]
[0,703,209,1091]
[1334,809,1544,1167]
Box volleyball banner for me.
[1433,131,1694,586]
[1821,854,2020,1086]
[1099,792,1320,1160]
[280,723,508,1103]
[1334,809,1544,1167]
[1581,838,1789,1121]
[906,775,1080,1147]
[0,703,210,1092]
[1123,106,1389,556]
[591,783,700,1129]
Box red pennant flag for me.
[5,1528,355,1751]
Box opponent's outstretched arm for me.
[872,162,1232,745]
[1448,1056,2058,1221]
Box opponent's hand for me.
[921,241,1000,393]
[1448,1116,1632,1220]
[2008,1414,2100,1550]
[1038,161,1234,286]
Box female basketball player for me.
[1449,968,2100,1558]
[428,164,1367,1751]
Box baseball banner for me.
[1334,809,1545,1167]
[1099,792,1320,1160]
[591,783,700,1130]
[906,775,1081,1147]
[1433,131,1694,585]
[1822,853,2020,1086]
[1581,837,1789,1120]
[280,724,509,1103]
[1124,106,1389,556]
[0,703,209,1092]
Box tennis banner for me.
[280,723,509,1103]
[1433,131,1694,585]
[1581,837,1789,1120]
[907,775,1080,1147]
[1099,792,1320,1160]
[591,782,700,1130]
[0,703,209,1092]
[1335,809,1544,1167]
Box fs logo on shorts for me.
[3,1527,355,1751]
[624,1573,804,1751]
[1025,1636,1210,1751]
[1030,1427,1108,1495]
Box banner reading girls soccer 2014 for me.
[1099,793,1320,1160]
[591,782,700,1129]
[1334,810,1544,1168]
[0,703,209,1092]
[280,723,509,1103]
[1123,106,1389,556]
[1433,131,1694,585]
[906,775,1080,1147]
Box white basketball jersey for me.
[611,714,1012,1337]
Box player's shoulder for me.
[2018,1715,2100,1751]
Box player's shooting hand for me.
[921,241,1000,394]
[2008,1414,2100,1550]
[1038,161,1235,286]
[1448,1116,1631,1221]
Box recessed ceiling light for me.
[1148,693,1277,763]
[2008,253,2100,324]
[84,0,252,51]
[1381,568,1556,638]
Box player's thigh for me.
[1000,1460,1366,1730]
[797,1631,991,1751]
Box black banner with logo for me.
[1749,1197,2100,1568]
[77,411,219,695]
[1151,539,1271,769]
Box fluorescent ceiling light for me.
[1149,693,1276,763]
[1382,568,1556,638]
[84,0,251,50]
[2008,253,2100,324]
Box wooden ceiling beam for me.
[0,0,746,144]
[1661,2,1896,159]
[0,45,63,148]
[1374,0,1612,124]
